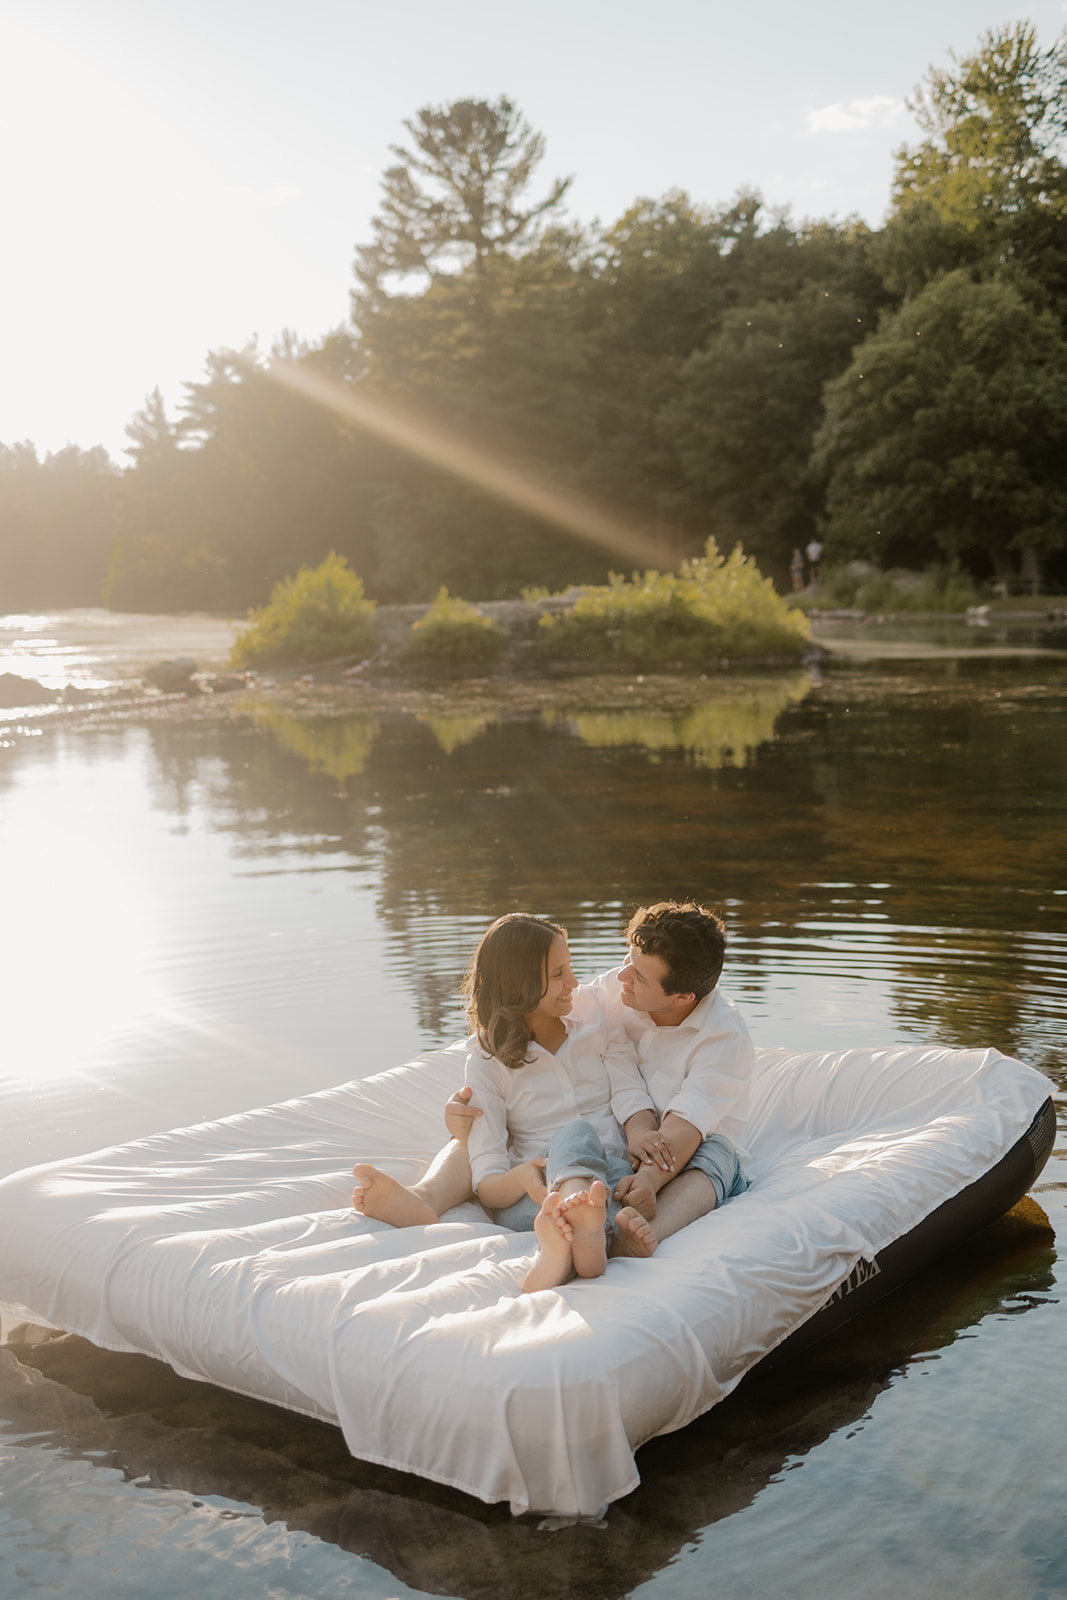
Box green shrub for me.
[536,541,811,664]
[403,588,508,671]
[787,565,864,610]
[854,572,906,613]
[231,553,377,669]
[909,562,981,612]
[794,561,981,614]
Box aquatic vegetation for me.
[536,541,811,664]
[231,553,378,668]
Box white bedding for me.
[0,1043,1052,1517]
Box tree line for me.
[3,21,1066,613]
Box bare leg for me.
[609,1206,657,1258]
[523,1192,575,1293]
[558,1179,608,1279]
[648,1169,717,1243]
[411,1139,475,1217]
[352,1139,475,1227]
[352,1165,439,1226]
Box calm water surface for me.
[1,612,1065,1599]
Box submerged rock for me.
[199,674,247,694]
[145,657,198,694]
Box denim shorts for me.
[686,1132,748,1207]
[492,1119,633,1235]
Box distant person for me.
[805,538,823,586]
[790,548,805,592]
[353,902,753,1273]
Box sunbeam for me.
[266,358,679,571]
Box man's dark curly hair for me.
[625,901,726,999]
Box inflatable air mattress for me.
[0,1043,1054,1517]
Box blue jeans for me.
[493,1120,634,1235]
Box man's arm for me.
[662,1001,754,1141]
[443,1086,481,1143]
[624,1109,702,1195]
[594,990,657,1129]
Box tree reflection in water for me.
[555,671,811,769]
[173,659,1067,1075]
[248,701,381,788]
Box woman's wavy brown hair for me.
[463,913,566,1070]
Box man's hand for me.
[444,1086,482,1144]
[613,1170,657,1219]
[628,1126,677,1173]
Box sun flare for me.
[267,359,678,572]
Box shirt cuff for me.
[664,1091,722,1140]
[469,1154,511,1190]
[611,1089,657,1126]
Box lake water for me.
[1,610,1065,1599]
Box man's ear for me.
[670,990,696,1012]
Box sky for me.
[3,0,1067,462]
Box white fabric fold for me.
[0,1041,1051,1517]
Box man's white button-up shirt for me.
[587,968,754,1152]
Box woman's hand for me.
[518,1157,549,1206]
[628,1126,677,1173]
[444,1086,482,1144]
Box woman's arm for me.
[476,1158,548,1212]
[463,1049,518,1190]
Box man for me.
[352,901,752,1247]
[805,536,823,586]
[596,900,751,1230]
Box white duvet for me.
[0,1043,1052,1517]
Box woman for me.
[462,913,655,1289]
[355,913,655,1293]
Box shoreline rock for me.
[0,672,60,708]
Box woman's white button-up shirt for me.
[465,991,635,1188]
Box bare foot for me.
[523,1192,575,1293]
[352,1165,438,1227]
[559,1179,608,1279]
[609,1206,657,1259]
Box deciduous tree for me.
[0,441,118,607]
[876,23,1067,307]
[811,271,1067,578]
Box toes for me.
[613,1206,657,1256]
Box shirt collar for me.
[633,984,718,1034]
